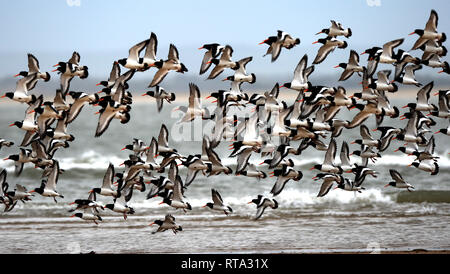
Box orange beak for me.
[14,73,20,77]
[312,41,319,44]
[198,46,204,50]
[409,32,415,35]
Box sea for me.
[0,94,449,254]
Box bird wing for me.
[221,45,234,62]
[313,43,335,64]
[128,39,149,62]
[200,50,213,75]
[317,180,334,197]
[270,176,290,196]
[158,124,169,148]
[60,73,74,95]
[102,163,115,189]
[323,138,337,166]
[149,67,169,87]
[255,204,267,220]
[425,9,438,32]
[95,106,116,137]
[293,54,308,84]
[164,214,176,225]
[416,81,433,105]
[236,147,253,173]
[168,44,180,61]
[27,53,40,73]
[109,62,121,83]
[270,40,283,62]
[235,56,252,76]
[424,135,435,155]
[188,83,202,110]
[382,38,404,57]
[389,169,405,184]
[144,32,158,61]
[45,161,60,191]
[172,176,184,201]
[211,189,224,206]
[360,124,374,141]
[340,141,352,167]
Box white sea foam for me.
[1,150,449,173]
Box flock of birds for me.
[0,10,449,234]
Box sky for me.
[0,0,449,92]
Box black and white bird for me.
[335,50,363,81]
[248,195,278,220]
[259,30,300,62]
[69,191,104,213]
[30,161,64,203]
[281,54,313,91]
[363,39,404,76]
[53,52,88,95]
[178,83,211,123]
[148,44,188,87]
[142,86,176,112]
[1,73,38,104]
[316,20,352,38]
[90,163,120,198]
[159,174,192,212]
[223,56,256,84]
[269,165,303,196]
[70,207,103,225]
[385,169,415,192]
[310,139,342,174]
[105,187,135,220]
[312,37,347,64]
[316,174,343,197]
[202,189,233,215]
[0,139,14,151]
[117,38,150,70]
[15,53,50,82]
[149,214,182,234]
[143,32,161,68]
[198,43,225,75]
[409,9,446,50]
[207,45,238,79]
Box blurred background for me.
[0,0,449,93]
